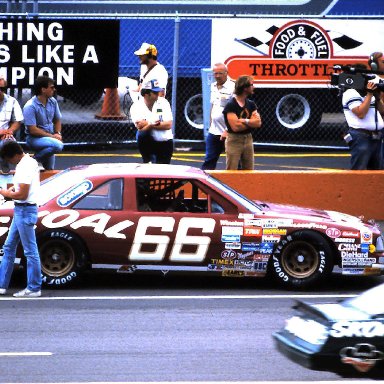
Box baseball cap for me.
[134,42,158,56]
[142,79,163,93]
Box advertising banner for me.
[0,19,119,88]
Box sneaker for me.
[13,289,41,298]
[0,288,7,295]
[37,162,45,172]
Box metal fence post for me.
[171,14,180,137]
[201,68,212,139]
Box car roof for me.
[67,163,209,179]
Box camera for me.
[330,65,384,92]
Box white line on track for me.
[0,352,52,357]
[1,381,382,384]
[0,293,357,301]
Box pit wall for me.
[41,170,384,221]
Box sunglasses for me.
[245,83,253,87]
[0,87,7,92]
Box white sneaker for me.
[13,289,41,298]
[37,162,45,172]
[0,288,7,295]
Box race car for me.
[0,163,383,288]
[273,283,384,378]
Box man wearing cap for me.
[134,42,169,98]
[129,79,173,164]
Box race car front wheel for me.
[38,230,88,287]
[269,230,334,289]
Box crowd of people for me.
[128,42,384,171]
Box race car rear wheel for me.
[38,230,88,287]
[269,230,333,289]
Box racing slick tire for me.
[37,230,89,287]
[269,230,334,289]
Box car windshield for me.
[344,283,384,316]
[39,169,88,205]
[207,175,263,213]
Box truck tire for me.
[256,90,322,139]
[269,230,334,289]
[175,78,204,140]
[38,230,89,287]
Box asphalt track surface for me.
[54,147,351,171]
[1,271,384,383]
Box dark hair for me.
[140,88,152,97]
[0,141,23,159]
[234,75,253,95]
[140,88,159,96]
[34,75,55,96]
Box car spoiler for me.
[293,300,333,322]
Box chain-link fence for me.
[1,1,383,149]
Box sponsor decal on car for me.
[222,234,241,242]
[243,227,262,236]
[334,237,356,243]
[263,228,287,235]
[220,220,244,227]
[243,219,262,226]
[326,227,342,238]
[221,250,237,259]
[225,242,241,250]
[221,226,243,236]
[259,242,275,254]
[330,321,384,338]
[242,242,260,251]
[56,180,93,207]
[262,234,281,243]
[342,231,360,238]
[260,218,293,228]
[236,251,255,260]
[361,231,373,244]
[340,343,384,373]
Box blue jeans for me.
[349,129,383,170]
[26,136,64,170]
[0,205,41,291]
[202,133,225,170]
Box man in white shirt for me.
[342,74,384,169]
[134,43,169,98]
[202,63,235,170]
[130,79,173,164]
[0,141,41,297]
[0,77,23,174]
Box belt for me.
[353,128,382,135]
[14,202,37,206]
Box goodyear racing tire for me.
[269,230,333,289]
[38,230,88,287]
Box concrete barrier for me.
[209,170,384,220]
[40,169,384,220]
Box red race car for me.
[0,163,383,288]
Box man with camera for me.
[342,62,384,170]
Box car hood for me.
[295,300,371,322]
[254,200,374,231]
[311,303,371,321]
